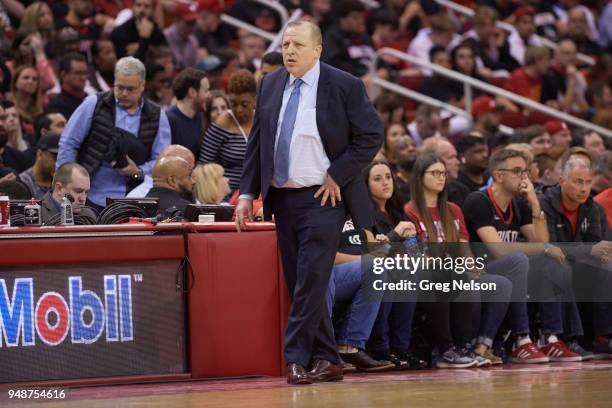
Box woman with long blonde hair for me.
[10,65,43,134]
[19,2,55,47]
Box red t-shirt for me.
[560,199,579,237]
[504,67,542,102]
[404,202,469,242]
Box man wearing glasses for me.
[57,57,171,212]
[463,148,583,364]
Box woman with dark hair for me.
[203,90,230,132]
[199,69,256,193]
[10,64,44,134]
[448,42,485,102]
[363,160,427,370]
[8,29,58,93]
[405,153,512,366]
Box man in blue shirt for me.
[57,57,171,210]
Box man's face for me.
[64,60,88,91]
[432,52,451,69]
[95,41,117,73]
[37,150,57,177]
[584,132,606,160]
[171,164,194,199]
[552,129,572,149]
[568,9,588,37]
[417,112,441,139]
[530,132,552,150]
[241,35,265,62]
[516,15,535,40]
[60,170,90,207]
[560,166,593,205]
[282,24,322,78]
[475,18,495,41]
[438,141,460,179]
[340,11,366,34]
[73,0,94,19]
[176,19,196,39]
[5,107,20,134]
[114,73,145,110]
[133,0,153,20]
[47,113,67,135]
[556,40,577,68]
[496,157,528,195]
[195,77,210,111]
[463,143,489,171]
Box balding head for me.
[421,137,460,178]
[159,144,195,169]
[152,156,194,197]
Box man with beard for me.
[471,96,503,141]
[146,156,194,216]
[166,68,210,158]
[18,133,60,199]
[110,0,167,60]
[456,135,489,193]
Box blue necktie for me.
[273,78,303,186]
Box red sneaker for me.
[539,340,582,362]
[512,342,550,364]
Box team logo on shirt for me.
[497,230,519,242]
[348,234,362,245]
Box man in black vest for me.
[57,57,171,211]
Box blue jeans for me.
[327,259,382,349]
[485,252,530,336]
[529,255,584,338]
[367,267,419,354]
[472,260,512,348]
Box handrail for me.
[219,14,276,41]
[249,0,289,27]
[432,0,595,66]
[359,0,381,9]
[370,47,612,140]
[370,76,514,135]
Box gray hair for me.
[115,57,146,82]
[285,20,322,46]
[562,156,591,178]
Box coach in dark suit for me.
[235,20,383,385]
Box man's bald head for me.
[421,137,460,178]
[159,144,195,169]
[152,156,195,201]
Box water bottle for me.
[61,196,74,226]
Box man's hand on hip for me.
[235,198,254,232]
[314,174,342,207]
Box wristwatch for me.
[543,242,551,254]
[132,168,144,181]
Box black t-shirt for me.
[338,218,367,256]
[462,190,532,243]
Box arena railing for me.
[432,0,595,66]
[219,0,290,43]
[369,47,612,141]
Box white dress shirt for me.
[272,61,330,188]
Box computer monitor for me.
[184,204,235,222]
[105,197,160,218]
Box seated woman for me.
[193,163,230,205]
[405,154,512,366]
[199,70,256,194]
[363,160,428,370]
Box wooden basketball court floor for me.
[3,361,612,408]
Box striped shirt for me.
[199,122,247,192]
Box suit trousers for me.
[270,186,346,367]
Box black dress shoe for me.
[307,359,344,382]
[370,350,410,371]
[339,357,357,374]
[287,363,313,385]
[340,350,395,372]
[394,350,428,370]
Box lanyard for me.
[487,186,513,225]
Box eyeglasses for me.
[498,167,528,176]
[424,170,448,178]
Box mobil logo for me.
[0,275,133,347]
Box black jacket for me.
[240,63,383,228]
[110,17,167,60]
[539,185,611,260]
[146,186,193,218]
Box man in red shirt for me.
[503,46,554,109]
